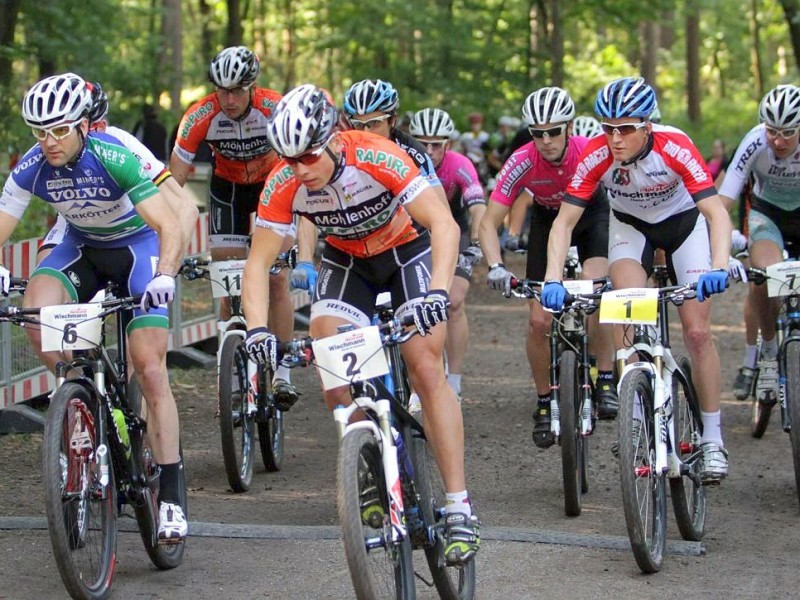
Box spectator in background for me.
[487,115,520,184]
[133,104,168,160]
[459,112,491,185]
[706,138,729,188]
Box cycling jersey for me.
[256,130,430,258]
[436,150,485,231]
[390,129,440,185]
[718,123,800,212]
[172,88,283,184]
[491,136,590,210]
[564,124,716,223]
[0,132,159,247]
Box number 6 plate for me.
[312,326,390,391]
[40,303,104,351]
[599,287,658,325]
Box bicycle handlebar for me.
[179,246,299,280]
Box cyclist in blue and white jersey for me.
[718,85,800,409]
[0,73,188,540]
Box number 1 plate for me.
[599,287,658,325]
[40,303,104,351]
[208,260,246,298]
[312,326,390,391]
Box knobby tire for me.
[219,336,255,492]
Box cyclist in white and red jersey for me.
[241,85,480,565]
[410,107,486,400]
[169,46,299,409]
[718,85,800,408]
[479,87,617,449]
[541,77,731,483]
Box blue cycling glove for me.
[696,268,728,302]
[541,281,567,311]
[290,261,318,296]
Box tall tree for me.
[750,0,765,97]
[779,0,800,74]
[686,0,701,122]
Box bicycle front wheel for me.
[558,349,585,517]
[43,382,117,600]
[410,431,476,600]
[337,428,415,600]
[618,370,667,574]
[669,356,706,541]
[785,341,800,508]
[258,365,284,472]
[219,336,255,491]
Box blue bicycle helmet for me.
[343,79,399,116]
[595,77,657,120]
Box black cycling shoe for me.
[273,379,300,411]
[594,380,619,420]
[532,404,555,449]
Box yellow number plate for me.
[599,288,658,325]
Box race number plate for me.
[312,326,390,391]
[209,260,246,298]
[766,261,800,298]
[563,280,594,295]
[40,303,104,351]
[599,288,658,325]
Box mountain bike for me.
[509,277,608,517]
[179,246,296,492]
[746,260,800,507]
[599,280,706,573]
[0,282,187,600]
[281,310,477,600]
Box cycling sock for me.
[537,393,550,408]
[444,490,472,516]
[447,374,462,395]
[597,371,614,382]
[743,344,758,369]
[273,364,291,382]
[700,410,723,446]
[761,337,778,361]
[158,462,182,505]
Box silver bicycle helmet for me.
[409,108,455,138]
[22,73,92,128]
[571,115,603,138]
[522,87,576,126]
[343,79,399,116]
[267,84,338,157]
[595,77,657,120]
[208,46,260,88]
[87,81,109,124]
[758,85,800,129]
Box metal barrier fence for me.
[0,212,310,409]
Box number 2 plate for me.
[40,303,104,351]
[599,288,658,325]
[312,326,390,391]
[766,261,800,298]
[208,260,246,298]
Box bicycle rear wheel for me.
[669,356,706,541]
[129,376,188,570]
[337,428,415,600]
[410,431,476,600]
[219,336,255,491]
[559,350,585,517]
[784,341,800,508]
[257,365,284,472]
[618,370,667,574]
[43,382,117,600]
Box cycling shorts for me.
[748,200,800,250]
[33,230,168,331]
[39,215,70,252]
[455,232,473,281]
[311,234,433,327]
[526,201,609,281]
[608,207,709,285]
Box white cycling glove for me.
[0,265,9,296]
[731,229,748,253]
[727,256,748,283]
[141,273,176,311]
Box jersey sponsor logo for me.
[214,137,272,156]
[396,177,428,204]
[63,201,123,220]
[571,146,610,188]
[645,170,668,177]
[734,138,763,174]
[67,270,81,288]
[662,140,708,183]
[76,174,103,185]
[261,165,295,205]
[612,168,631,186]
[259,98,277,112]
[314,194,394,229]
[180,101,214,139]
[68,201,100,210]
[766,164,800,178]
[46,178,73,191]
[13,153,44,174]
[49,187,112,202]
[355,148,410,178]
[498,161,530,197]
[94,145,129,166]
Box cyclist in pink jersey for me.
[541,77,731,483]
[479,87,617,449]
[410,108,486,400]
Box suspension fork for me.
[549,323,561,439]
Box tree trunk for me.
[779,0,800,76]
[163,0,182,113]
[641,21,660,90]
[750,0,764,99]
[0,0,21,87]
[227,0,243,47]
[686,0,701,123]
[199,0,213,63]
[548,0,563,86]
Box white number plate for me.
[40,303,104,351]
[599,288,659,325]
[311,326,390,391]
[766,261,800,298]
[563,280,594,295]
[209,260,246,298]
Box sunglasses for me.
[282,136,333,167]
[31,122,80,141]
[600,122,648,136]
[528,124,567,139]
[765,126,799,139]
[422,139,448,151]
[348,114,392,131]
[216,85,252,98]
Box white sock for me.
[273,364,291,382]
[743,344,758,369]
[761,338,779,361]
[447,374,462,395]
[700,410,724,446]
[444,490,472,516]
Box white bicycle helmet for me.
[409,108,455,138]
[267,84,338,157]
[22,73,92,128]
[758,85,800,129]
[343,79,399,116]
[208,46,260,88]
[571,115,602,138]
[522,87,576,126]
